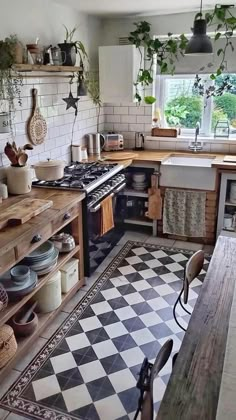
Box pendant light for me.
[185,0,213,55]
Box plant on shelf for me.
[0,34,22,132]
[58,25,89,68]
[86,72,102,132]
[128,21,188,104]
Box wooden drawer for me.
[0,249,15,274]
[15,223,53,260]
[52,204,79,233]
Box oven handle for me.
[89,182,126,213]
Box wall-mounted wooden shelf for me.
[14,64,81,73]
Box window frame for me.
[156,74,214,137]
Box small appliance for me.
[134,132,144,150]
[102,133,124,152]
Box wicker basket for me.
[0,325,17,368]
[0,285,8,312]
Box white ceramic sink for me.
[162,155,215,167]
[160,155,217,190]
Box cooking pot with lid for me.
[32,159,65,181]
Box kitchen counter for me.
[100,150,236,170]
[157,234,236,420]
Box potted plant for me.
[58,26,89,67]
[0,34,22,133]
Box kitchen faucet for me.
[188,122,203,152]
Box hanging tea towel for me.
[163,189,206,237]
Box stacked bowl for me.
[0,265,38,301]
[132,173,147,191]
[23,241,59,276]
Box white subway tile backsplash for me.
[229,145,236,154]
[121,115,136,124]
[145,106,153,116]
[114,106,128,115]
[129,106,144,115]
[113,123,129,132]
[104,123,114,131]
[106,115,121,123]
[137,115,151,124]
[103,106,114,115]
[210,143,229,153]
[129,123,145,132]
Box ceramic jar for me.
[7,165,32,195]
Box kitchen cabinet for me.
[99,45,144,103]
[217,172,236,237]
[0,188,85,379]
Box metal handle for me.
[89,182,126,213]
[63,212,71,221]
[31,234,42,244]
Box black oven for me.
[83,174,126,276]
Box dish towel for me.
[163,188,206,237]
[100,195,114,236]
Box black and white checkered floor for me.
[1,240,211,420]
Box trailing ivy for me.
[128,21,188,104]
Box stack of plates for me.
[0,270,38,300]
[23,241,59,276]
[132,172,147,191]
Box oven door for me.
[87,182,126,273]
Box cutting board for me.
[223,155,236,163]
[103,152,138,161]
[0,198,53,230]
[27,88,47,145]
[147,174,162,220]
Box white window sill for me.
[146,135,236,145]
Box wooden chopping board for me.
[103,152,138,161]
[0,198,53,230]
[27,88,47,145]
[147,174,162,220]
[223,155,236,163]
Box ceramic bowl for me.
[132,173,146,182]
[12,311,38,337]
[10,265,30,284]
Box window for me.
[156,74,236,138]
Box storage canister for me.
[0,325,17,368]
[34,271,61,313]
[60,258,79,293]
[230,182,236,203]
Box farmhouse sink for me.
[160,154,217,190]
[162,155,215,167]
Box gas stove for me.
[32,161,124,194]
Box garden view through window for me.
[157,74,236,138]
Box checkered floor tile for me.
[0,241,211,420]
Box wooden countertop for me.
[157,234,236,420]
[99,150,236,170]
[0,188,85,258]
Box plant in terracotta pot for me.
[4,141,33,195]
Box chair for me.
[134,339,173,420]
[173,249,205,332]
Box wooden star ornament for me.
[63,91,80,115]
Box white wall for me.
[0,0,102,69]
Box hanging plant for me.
[193,4,236,97]
[128,21,188,104]
[0,34,22,131]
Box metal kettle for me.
[87,133,105,157]
[134,132,144,150]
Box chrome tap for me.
[188,122,203,152]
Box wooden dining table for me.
[157,234,236,420]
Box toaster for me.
[101,133,124,152]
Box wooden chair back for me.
[141,339,173,420]
[184,250,204,304]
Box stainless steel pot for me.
[33,159,65,181]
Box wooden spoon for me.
[18,153,28,166]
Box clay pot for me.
[12,311,38,337]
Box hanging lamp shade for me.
[185,18,213,55]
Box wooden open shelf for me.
[0,279,84,380]
[14,64,81,73]
[0,245,80,327]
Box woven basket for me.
[0,325,17,368]
[0,285,8,312]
